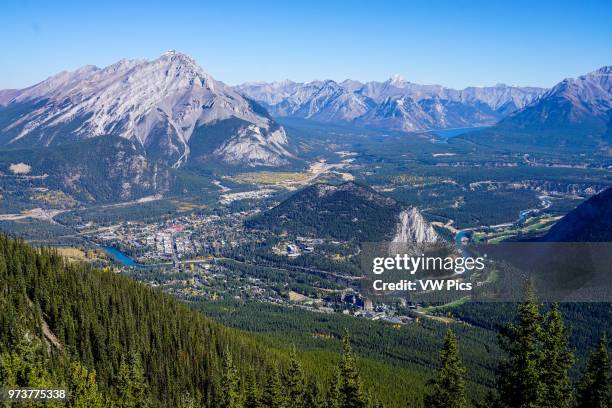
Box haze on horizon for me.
[1,0,611,90]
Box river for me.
[454,195,553,243]
[102,246,140,267]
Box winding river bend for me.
[454,195,553,243]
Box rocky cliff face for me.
[213,124,293,167]
[392,208,439,243]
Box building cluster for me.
[79,210,259,263]
[273,236,325,257]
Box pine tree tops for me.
[576,335,610,408]
[243,371,260,408]
[219,348,240,408]
[493,282,583,408]
[424,329,467,408]
[327,367,342,408]
[336,332,367,408]
[116,352,148,408]
[496,282,546,408]
[540,304,573,408]
[68,362,104,408]
[285,345,306,407]
[262,365,284,408]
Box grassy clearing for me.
[424,296,471,313]
[32,190,78,208]
[229,171,311,185]
[170,200,208,212]
[54,247,107,262]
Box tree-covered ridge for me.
[0,236,380,407]
[245,182,402,242]
[541,187,612,242]
[0,235,264,405]
[424,329,467,408]
[0,136,172,205]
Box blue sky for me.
[1,0,611,89]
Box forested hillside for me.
[1,236,609,407]
[0,236,266,406]
[0,236,379,407]
[245,182,402,242]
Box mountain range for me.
[500,66,612,133]
[236,75,546,131]
[1,51,610,168]
[0,52,610,203]
[238,66,612,143]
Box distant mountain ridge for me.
[463,66,612,148]
[500,66,611,133]
[236,76,546,131]
[0,51,294,168]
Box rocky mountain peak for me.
[588,65,612,77]
[499,65,612,134]
[389,73,407,86]
[0,52,294,168]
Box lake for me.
[431,126,490,138]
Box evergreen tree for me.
[496,282,544,408]
[285,346,306,408]
[337,332,367,408]
[576,335,610,408]
[423,329,467,408]
[178,392,197,408]
[115,353,148,408]
[539,304,573,408]
[128,352,147,408]
[116,356,135,408]
[262,365,284,408]
[243,371,260,408]
[327,368,342,408]
[369,396,385,408]
[0,332,55,391]
[219,349,241,408]
[67,361,103,408]
[304,380,325,408]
